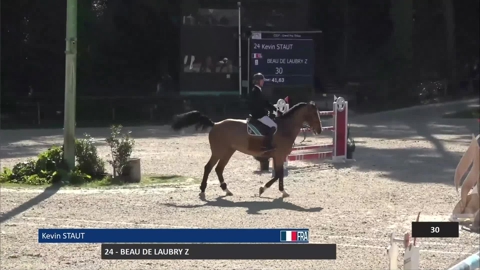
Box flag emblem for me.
[281,231,297,242]
[252,53,262,59]
[280,230,308,242]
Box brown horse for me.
[171,101,323,198]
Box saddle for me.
[246,115,277,136]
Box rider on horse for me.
[248,73,279,151]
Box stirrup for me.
[261,144,275,151]
[260,147,276,154]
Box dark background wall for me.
[1,0,478,127]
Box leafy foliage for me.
[75,134,106,179]
[0,134,107,185]
[105,125,135,177]
[2,1,479,127]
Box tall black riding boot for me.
[263,127,276,151]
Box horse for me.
[452,134,480,230]
[171,101,323,198]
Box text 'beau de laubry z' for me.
[121,248,189,256]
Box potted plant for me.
[347,125,355,159]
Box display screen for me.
[250,32,315,86]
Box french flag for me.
[252,53,262,59]
[280,230,297,242]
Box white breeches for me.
[258,116,277,129]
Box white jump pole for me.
[448,252,480,270]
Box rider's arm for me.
[261,93,277,112]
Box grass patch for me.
[443,107,480,119]
[0,174,199,189]
[0,182,55,189]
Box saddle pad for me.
[246,119,277,137]
[247,123,264,136]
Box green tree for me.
[442,0,457,93]
[388,0,413,99]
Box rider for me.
[248,73,278,151]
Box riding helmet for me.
[253,73,265,83]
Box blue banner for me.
[38,228,310,243]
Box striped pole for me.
[448,251,480,270]
[287,151,332,161]
[301,126,335,132]
[289,145,333,151]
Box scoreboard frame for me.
[247,30,322,94]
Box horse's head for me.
[303,101,323,135]
[278,101,322,134]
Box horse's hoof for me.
[199,192,206,199]
[281,191,290,198]
[259,187,265,196]
[225,189,233,196]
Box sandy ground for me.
[1,99,479,270]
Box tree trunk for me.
[342,0,349,77]
[389,0,413,98]
[442,0,456,95]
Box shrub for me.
[75,134,106,179]
[1,134,106,185]
[54,168,92,185]
[106,125,135,177]
[0,160,36,184]
[36,146,65,183]
[0,168,13,183]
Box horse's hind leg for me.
[277,163,289,198]
[200,155,220,196]
[215,148,236,196]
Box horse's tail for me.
[171,110,215,131]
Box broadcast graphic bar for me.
[38,228,310,243]
[101,244,336,260]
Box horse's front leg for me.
[259,157,279,196]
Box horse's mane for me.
[279,102,308,119]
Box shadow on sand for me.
[0,184,62,223]
[162,196,323,215]
[288,113,479,186]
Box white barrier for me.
[274,96,348,162]
[388,212,480,270]
[387,213,420,270]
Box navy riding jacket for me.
[248,85,277,119]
